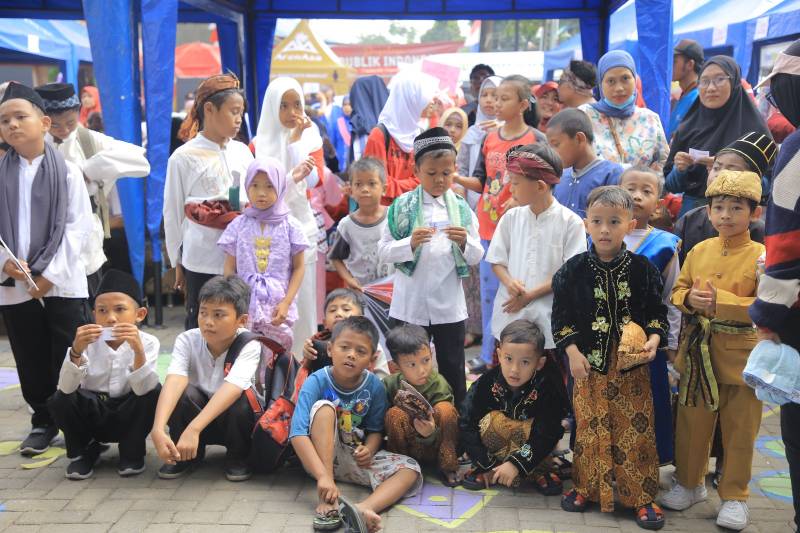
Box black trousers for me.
[778,310,800,531]
[48,386,160,460]
[183,269,215,331]
[1,297,90,427]
[168,384,254,460]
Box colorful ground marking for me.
[397,477,498,529]
[0,367,19,391]
[753,470,793,502]
[157,352,171,381]
[756,435,787,460]
[0,440,65,469]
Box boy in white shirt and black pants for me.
[378,128,483,407]
[151,276,260,482]
[0,83,94,456]
[48,269,160,479]
[34,83,151,284]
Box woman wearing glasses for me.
[665,56,771,217]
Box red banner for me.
[331,41,463,79]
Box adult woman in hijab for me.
[665,56,771,216]
[255,77,326,358]
[79,85,102,127]
[363,70,438,203]
[750,38,800,533]
[579,50,669,171]
[347,75,388,166]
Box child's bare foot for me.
[354,503,382,532]
[315,500,338,516]
[313,500,342,531]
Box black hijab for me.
[348,75,389,137]
[665,56,771,196]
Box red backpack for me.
[223,331,301,473]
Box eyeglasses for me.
[698,75,732,89]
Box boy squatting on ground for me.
[552,186,669,530]
[378,127,483,408]
[459,319,570,493]
[302,288,390,377]
[662,170,766,532]
[150,276,261,482]
[0,82,94,456]
[290,316,422,533]
[48,269,160,480]
[382,324,460,486]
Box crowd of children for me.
[1,39,798,533]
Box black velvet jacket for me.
[551,247,669,374]
[458,363,569,476]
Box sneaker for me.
[224,458,252,482]
[20,425,59,456]
[118,457,146,477]
[659,483,707,510]
[157,460,195,479]
[717,500,749,531]
[65,441,108,480]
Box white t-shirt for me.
[167,328,260,396]
[328,211,393,285]
[486,202,586,348]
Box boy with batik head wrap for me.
[0,82,94,456]
[377,127,483,407]
[663,171,765,532]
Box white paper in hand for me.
[0,233,39,291]
[688,148,710,161]
[97,327,115,342]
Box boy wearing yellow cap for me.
[663,170,765,531]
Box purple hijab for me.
[244,157,290,224]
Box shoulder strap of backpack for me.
[76,126,98,160]
[378,123,390,154]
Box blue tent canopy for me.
[0,17,88,83]
[0,0,674,290]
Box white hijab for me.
[462,75,503,147]
[379,70,439,153]
[255,77,323,171]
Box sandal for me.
[561,489,588,513]
[533,471,563,496]
[313,508,342,531]
[339,496,368,533]
[461,469,490,491]
[635,502,665,530]
[438,469,460,488]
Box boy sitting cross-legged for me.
[290,316,422,532]
[383,324,460,486]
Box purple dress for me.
[218,214,309,349]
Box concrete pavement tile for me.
[246,513,290,531]
[178,526,248,533]
[219,500,260,525]
[130,499,198,511]
[2,526,41,533]
[51,524,114,533]
[142,525,181,533]
[86,499,134,523]
[0,498,68,511]
[64,487,113,510]
[196,489,237,511]
[520,508,586,525]
[109,487,176,500]
[172,510,223,524]
[0,510,23,528]
[14,510,90,524]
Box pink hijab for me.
[244,157,290,224]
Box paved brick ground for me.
[0,307,794,532]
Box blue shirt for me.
[668,87,699,138]
[554,158,625,219]
[289,367,387,445]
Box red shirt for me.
[364,127,419,204]
[475,127,541,240]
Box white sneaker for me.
[659,483,707,510]
[716,500,749,531]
